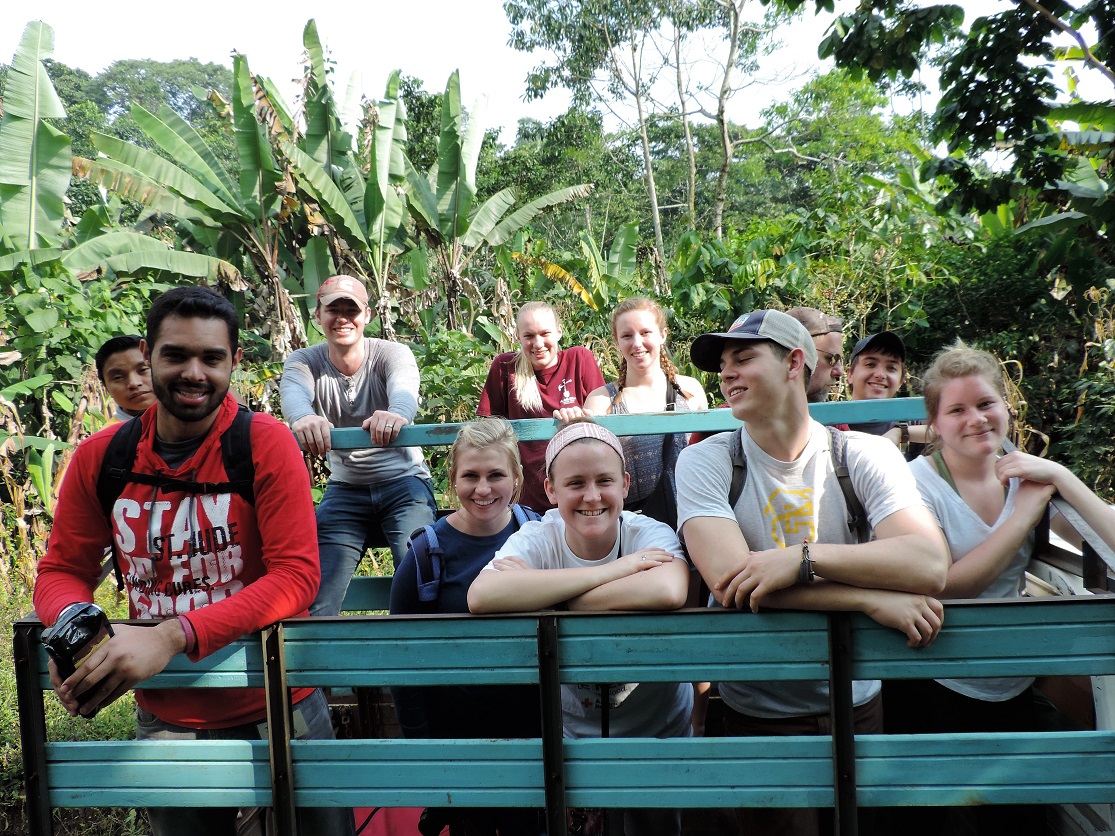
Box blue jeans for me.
[136,688,354,836]
[311,476,436,616]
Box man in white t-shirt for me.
[675,308,949,836]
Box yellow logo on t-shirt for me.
[764,488,815,547]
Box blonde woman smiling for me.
[478,302,604,511]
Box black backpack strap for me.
[96,417,144,591]
[220,406,256,506]
[96,417,144,520]
[827,426,870,543]
[727,428,747,509]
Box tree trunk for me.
[674,32,697,232]
[712,1,745,241]
[631,42,666,270]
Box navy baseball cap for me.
[690,310,818,376]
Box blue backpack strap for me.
[411,525,443,603]
[511,503,542,527]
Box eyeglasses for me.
[816,350,844,369]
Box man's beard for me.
[152,375,228,424]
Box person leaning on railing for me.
[468,419,692,836]
[389,417,543,835]
[281,275,437,616]
[883,343,1115,836]
[35,286,353,836]
[676,309,949,836]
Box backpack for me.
[725,425,870,543]
[95,407,256,589]
[410,503,542,606]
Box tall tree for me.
[505,0,675,260]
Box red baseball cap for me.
[317,275,369,307]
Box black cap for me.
[849,332,906,367]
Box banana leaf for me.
[460,189,517,248]
[301,236,336,301]
[284,141,369,250]
[73,157,212,224]
[0,22,70,250]
[143,105,240,207]
[487,184,594,247]
[232,54,283,218]
[606,221,640,279]
[90,131,238,218]
[404,157,441,236]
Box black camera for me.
[41,602,114,716]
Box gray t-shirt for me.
[910,455,1034,701]
[280,339,430,485]
[489,510,693,739]
[676,422,923,718]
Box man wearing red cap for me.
[675,309,948,836]
[281,275,436,615]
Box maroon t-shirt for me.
[477,346,605,512]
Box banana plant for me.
[0,22,240,299]
[509,221,640,312]
[279,25,412,336]
[75,52,308,359]
[403,70,593,330]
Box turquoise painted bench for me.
[15,398,1115,836]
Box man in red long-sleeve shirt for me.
[35,286,352,836]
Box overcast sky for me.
[2,1,838,141]
[3,1,1105,144]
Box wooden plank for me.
[340,575,393,612]
[555,610,831,682]
[27,630,264,691]
[46,740,271,807]
[328,398,928,449]
[563,737,834,808]
[853,598,1115,680]
[281,615,541,688]
[289,739,545,808]
[858,731,1115,806]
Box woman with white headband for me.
[468,418,691,836]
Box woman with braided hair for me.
[583,297,707,528]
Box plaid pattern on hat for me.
[690,309,818,375]
[317,275,369,307]
[544,420,625,477]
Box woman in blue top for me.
[389,417,541,835]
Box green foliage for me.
[482,109,644,247]
[411,326,502,496]
[1,574,146,836]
